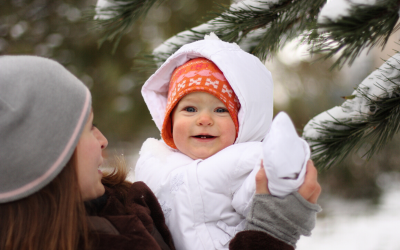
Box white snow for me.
[237,27,267,52]
[277,35,313,66]
[302,106,352,140]
[152,0,281,63]
[229,0,279,11]
[94,0,119,20]
[318,0,378,23]
[298,181,400,250]
[152,22,214,66]
[303,53,400,140]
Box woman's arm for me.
[230,160,321,250]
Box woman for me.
[0,55,321,250]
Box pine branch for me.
[304,54,400,169]
[146,0,325,70]
[91,0,400,72]
[309,93,400,169]
[92,0,165,53]
[309,0,400,68]
[308,117,368,169]
[213,0,325,60]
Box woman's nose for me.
[95,128,108,149]
[197,112,213,126]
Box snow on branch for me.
[303,53,400,169]
[92,0,400,71]
[310,0,400,68]
[151,0,325,66]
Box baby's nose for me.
[197,112,213,126]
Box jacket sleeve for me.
[244,193,321,247]
[230,164,258,216]
[229,192,321,250]
[229,230,294,250]
[89,182,176,250]
[128,181,176,250]
[135,138,194,195]
[229,143,262,216]
[134,141,165,193]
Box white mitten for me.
[263,112,310,197]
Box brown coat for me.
[87,181,175,250]
[86,181,293,250]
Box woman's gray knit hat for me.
[0,55,91,203]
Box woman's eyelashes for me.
[91,123,97,129]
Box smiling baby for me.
[135,37,311,250]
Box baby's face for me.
[171,92,236,160]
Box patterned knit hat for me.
[161,58,240,149]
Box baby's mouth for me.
[193,135,216,139]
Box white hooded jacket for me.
[136,36,307,250]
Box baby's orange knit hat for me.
[162,58,240,149]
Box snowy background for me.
[298,179,400,250]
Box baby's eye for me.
[184,107,196,112]
[91,123,97,130]
[215,108,228,113]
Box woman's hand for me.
[255,160,270,194]
[255,160,321,204]
[297,160,321,204]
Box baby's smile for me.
[192,134,217,139]
[172,92,236,159]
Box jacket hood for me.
[142,36,274,144]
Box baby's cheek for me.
[172,132,186,154]
[219,133,236,152]
[226,127,237,145]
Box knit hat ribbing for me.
[0,55,91,203]
[161,58,240,149]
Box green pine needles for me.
[212,0,326,60]
[93,0,165,53]
[93,0,400,69]
[310,0,400,68]
[304,56,400,169]
[151,0,326,63]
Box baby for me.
[135,35,310,250]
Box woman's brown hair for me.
[100,155,132,203]
[0,150,131,250]
[0,152,90,250]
